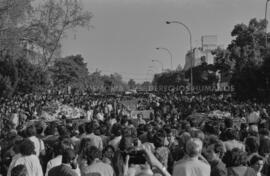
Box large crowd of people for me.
[1,91,270,176]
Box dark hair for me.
[85,122,97,134]
[207,137,225,158]
[204,121,219,135]
[103,145,115,155]
[25,125,36,137]
[35,124,43,135]
[119,136,134,152]
[78,124,85,134]
[224,118,233,128]
[56,138,73,155]
[223,148,247,167]
[79,138,92,154]
[20,139,35,156]
[62,148,76,164]
[83,146,102,165]
[153,130,166,148]
[249,155,264,166]
[57,125,70,138]
[224,129,237,140]
[11,165,27,176]
[259,137,270,157]
[111,123,122,137]
[245,137,258,154]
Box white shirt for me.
[45,155,81,176]
[13,155,43,176]
[173,157,210,176]
[7,154,22,176]
[28,136,45,157]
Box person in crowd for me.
[204,137,227,176]
[249,155,265,176]
[223,128,245,152]
[108,123,123,150]
[102,145,115,165]
[48,148,78,176]
[25,125,46,157]
[245,136,261,164]
[84,122,103,151]
[81,146,114,176]
[12,139,43,176]
[223,148,256,176]
[172,138,211,176]
[45,138,80,176]
[7,139,23,176]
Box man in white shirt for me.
[26,125,45,157]
[12,139,43,176]
[83,122,103,151]
[173,138,211,176]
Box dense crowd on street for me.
[1,91,270,176]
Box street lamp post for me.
[156,47,173,70]
[166,21,193,92]
[265,0,270,48]
[152,59,164,72]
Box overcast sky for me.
[62,0,266,83]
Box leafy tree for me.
[128,79,136,89]
[23,0,93,68]
[15,57,49,93]
[50,55,89,90]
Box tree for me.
[211,18,268,100]
[23,0,93,68]
[50,55,89,90]
[0,0,92,96]
[128,79,136,89]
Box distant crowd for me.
[1,91,270,176]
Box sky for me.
[62,0,267,83]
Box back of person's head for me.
[153,130,166,148]
[190,129,205,142]
[259,137,270,157]
[223,148,247,167]
[57,125,70,138]
[11,165,27,176]
[224,118,233,128]
[249,155,264,166]
[111,123,122,137]
[185,138,203,157]
[62,148,76,164]
[206,137,225,159]
[224,128,237,140]
[85,122,95,134]
[204,121,220,135]
[245,136,259,154]
[20,139,35,156]
[25,125,36,137]
[83,146,102,165]
[79,138,92,154]
[57,138,73,155]
[119,136,134,152]
[35,122,44,135]
[78,124,86,135]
